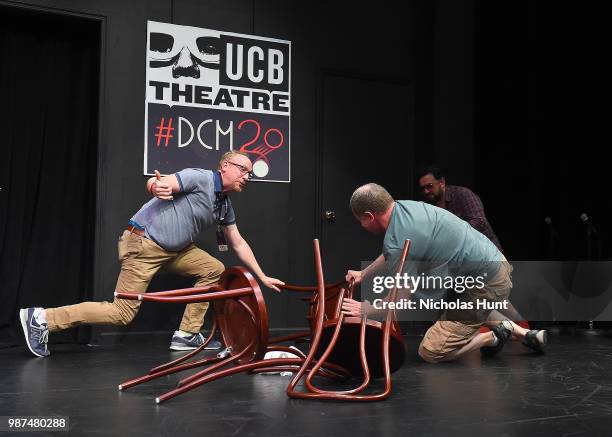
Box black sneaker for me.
[19,307,50,357]
[522,330,547,353]
[169,331,222,351]
[480,321,512,357]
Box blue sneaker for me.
[169,331,222,351]
[19,308,50,357]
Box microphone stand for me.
[583,217,602,333]
[549,225,559,260]
[586,224,593,261]
[544,217,559,260]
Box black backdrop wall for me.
[0,8,99,346]
[2,0,571,346]
[473,2,609,262]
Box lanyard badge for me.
[216,225,228,252]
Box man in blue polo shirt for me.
[20,151,284,357]
[341,183,547,363]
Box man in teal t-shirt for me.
[342,183,547,363]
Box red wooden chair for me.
[115,239,410,403]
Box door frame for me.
[1,0,106,321]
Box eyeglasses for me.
[227,161,255,179]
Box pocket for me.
[118,232,144,262]
[505,261,514,280]
[490,276,512,300]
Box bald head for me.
[350,183,395,217]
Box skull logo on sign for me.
[148,24,220,79]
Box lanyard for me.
[215,195,229,223]
[215,195,229,251]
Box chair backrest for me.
[305,281,349,330]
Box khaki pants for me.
[46,230,224,333]
[418,259,513,363]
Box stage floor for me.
[1,332,611,436]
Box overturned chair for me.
[115,239,411,403]
[282,239,410,401]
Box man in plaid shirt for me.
[418,165,502,251]
[417,164,528,327]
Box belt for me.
[127,225,145,237]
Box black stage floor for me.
[1,332,611,437]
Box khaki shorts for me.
[418,259,513,363]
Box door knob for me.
[324,210,336,224]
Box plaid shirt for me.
[443,185,503,252]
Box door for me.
[318,73,414,289]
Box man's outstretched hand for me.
[260,276,285,292]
